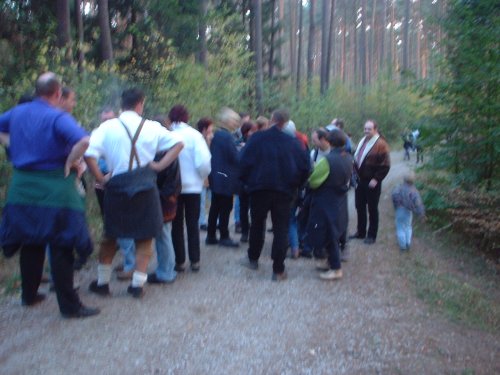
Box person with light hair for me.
[391,171,426,251]
[205,107,241,248]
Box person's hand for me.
[149,161,161,173]
[368,178,378,188]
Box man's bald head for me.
[35,72,61,98]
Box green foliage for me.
[426,0,500,190]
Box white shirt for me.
[171,122,211,193]
[85,111,182,176]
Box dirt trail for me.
[0,151,498,374]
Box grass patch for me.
[402,249,500,332]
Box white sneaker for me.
[315,258,330,271]
[319,269,343,280]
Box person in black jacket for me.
[239,109,310,281]
[206,108,241,247]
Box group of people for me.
[0,72,425,319]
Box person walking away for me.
[391,172,426,251]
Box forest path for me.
[0,151,498,374]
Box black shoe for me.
[147,273,175,284]
[299,251,313,259]
[240,233,248,243]
[272,271,288,282]
[205,237,218,245]
[174,263,185,272]
[199,224,208,231]
[22,293,46,307]
[127,285,144,298]
[191,262,200,272]
[62,305,100,319]
[88,280,111,296]
[364,237,376,244]
[219,238,239,248]
[349,232,365,240]
[240,258,258,270]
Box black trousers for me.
[207,193,234,240]
[239,191,250,236]
[172,193,201,266]
[354,180,382,239]
[248,190,292,274]
[20,244,81,315]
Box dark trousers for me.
[326,238,341,270]
[172,194,201,266]
[248,190,291,274]
[207,193,233,240]
[239,191,250,236]
[355,180,382,239]
[20,244,81,315]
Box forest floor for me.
[0,151,499,374]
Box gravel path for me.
[0,151,499,374]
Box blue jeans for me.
[154,222,177,281]
[199,187,210,226]
[395,206,413,250]
[288,206,299,251]
[118,238,135,272]
[233,195,240,223]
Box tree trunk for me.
[326,0,336,88]
[289,0,297,87]
[320,0,329,95]
[359,0,367,86]
[353,0,358,86]
[307,0,316,91]
[269,0,276,79]
[341,2,347,84]
[369,0,377,83]
[402,0,410,77]
[390,0,396,77]
[75,0,84,71]
[56,0,72,61]
[98,0,113,62]
[253,0,264,115]
[296,1,304,99]
[197,0,209,67]
[379,0,386,73]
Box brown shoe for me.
[116,270,133,281]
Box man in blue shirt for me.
[0,72,99,319]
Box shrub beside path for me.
[0,151,499,374]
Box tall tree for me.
[197,0,209,67]
[326,0,336,88]
[56,0,72,61]
[402,0,411,79]
[296,0,304,98]
[268,0,276,79]
[253,0,264,114]
[320,0,329,94]
[307,0,316,91]
[98,0,113,62]
[75,0,84,70]
[359,0,367,86]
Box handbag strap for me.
[119,118,146,171]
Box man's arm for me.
[150,142,184,172]
[0,133,9,147]
[64,136,90,177]
[84,156,107,185]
